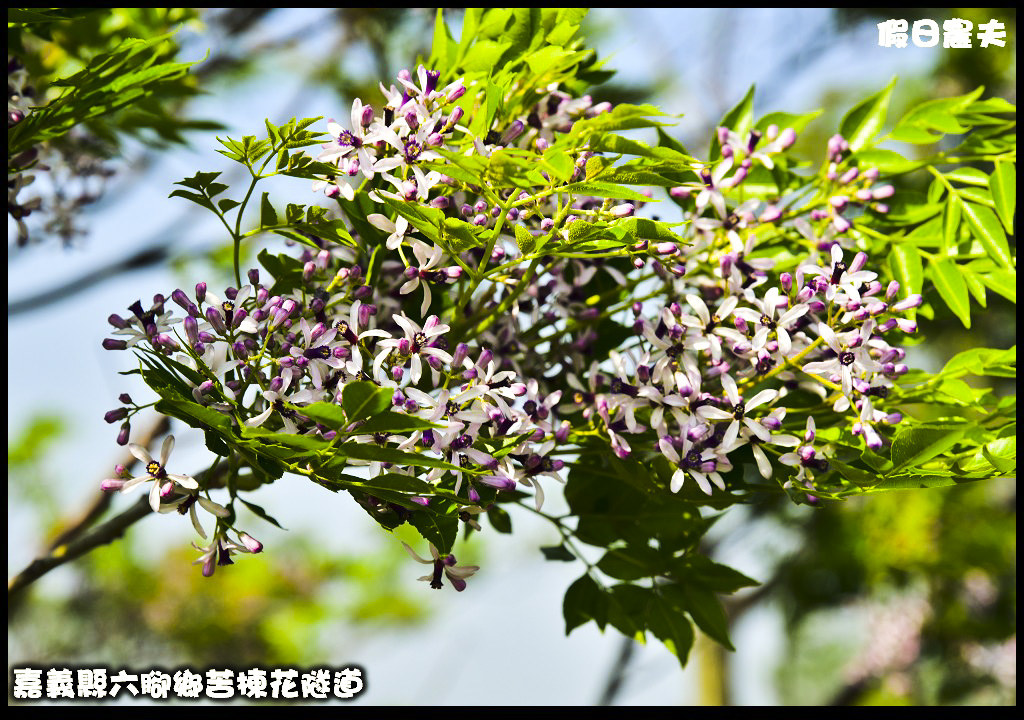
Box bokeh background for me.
[8,8,1016,705]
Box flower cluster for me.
[100,51,932,589]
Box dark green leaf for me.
[541,544,576,561]
[563,574,607,634]
[646,594,695,669]
[342,381,392,423]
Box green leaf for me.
[661,583,733,650]
[562,182,655,202]
[962,267,987,307]
[260,191,278,226]
[541,545,576,561]
[239,498,285,530]
[710,84,755,160]
[300,402,347,430]
[410,512,459,555]
[979,269,1016,303]
[342,381,392,423]
[839,78,896,152]
[607,584,650,640]
[597,546,663,580]
[514,224,536,254]
[646,594,695,669]
[888,243,924,298]
[990,161,1016,234]
[487,505,512,533]
[929,258,971,328]
[889,425,967,474]
[673,555,759,593]
[945,167,989,186]
[754,109,822,135]
[853,148,921,174]
[942,346,1016,378]
[431,8,456,68]
[540,147,574,182]
[564,574,608,634]
[961,202,1013,269]
[981,436,1016,474]
[942,194,962,248]
[353,412,439,435]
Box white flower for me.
[373,314,453,385]
[802,321,882,396]
[120,435,199,512]
[367,212,411,250]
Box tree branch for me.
[8,494,153,609]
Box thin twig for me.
[8,494,153,605]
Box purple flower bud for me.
[232,308,249,330]
[874,203,890,214]
[850,251,868,273]
[884,413,903,425]
[555,420,571,443]
[360,104,375,127]
[832,215,851,233]
[610,203,634,218]
[103,338,128,351]
[398,338,411,355]
[855,188,873,202]
[447,84,466,103]
[101,478,126,492]
[205,307,227,334]
[885,280,900,300]
[839,167,859,185]
[198,331,216,344]
[233,341,249,361]
[171,289,190,311]
[891,294,923,312]
[107,314,130,329]
[777,127,797,149]
[452,342,469,367]
[867,301,887,316]
[759,205,782,223]
[654,242,678,256]
[232,531,262,554]
[535,137,549,152]
[477,348,493,367]
[858,281,880,298]
[872,184,895,199]
[472,213,488,226]
[430,195,450,209]
[830,195,849,211]
[895,319,917,334]
[104,408,128,424]
[303,261,316,282]
[501,120,524,144]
